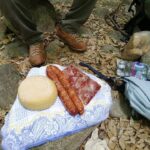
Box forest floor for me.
[0,0,150,150]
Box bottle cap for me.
[135,63,144,70]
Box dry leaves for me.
[0,107,9,128]
[0,1,150,150]
[96,118,150,150]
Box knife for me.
[79,62,125,92]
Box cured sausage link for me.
[50,66,84,115]
[46,66,78,116]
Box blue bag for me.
[124,77,150,120]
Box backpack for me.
[124,77,150,120]
[124,0,150,35]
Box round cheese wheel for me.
[18,76,58,110]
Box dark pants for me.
[0,0,97,45]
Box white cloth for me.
[1,65,112,150]
[85,128,110,150]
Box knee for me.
[0,0,6,12]
[0,0,23,12]
[0,0,17,18]
[0,0,4,8]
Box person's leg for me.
[61,0,97,33]
[56,0,97,51]
[0,0,46,66]
[0,0,42,45]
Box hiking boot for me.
[29,42,46,66]
[56,25,87,52]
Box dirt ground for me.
[0,0,150,149]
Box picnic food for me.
[46,66,78,115]
[63,65,101,105]
[18,76,58,110]
[46,64,101,115]
[48,65,84,115]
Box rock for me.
[0,63,21,109]
[121,31,150,61]
[109,30,125,42]
[3,40,28,58]
[46,39,62,60]
[32,126,97,150]
[101,44,119,52]
[110,91,132,118]
[94,7,109,18]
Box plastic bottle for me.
[124,62,131,76]
[130,62,136,76]
[134,63,146,80]
[117,61,126,77]
[117,60,150,80]
[141,66,148,80]
[147,67,150,80]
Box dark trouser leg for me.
[0,0,42,45]
[61,0,97,33]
